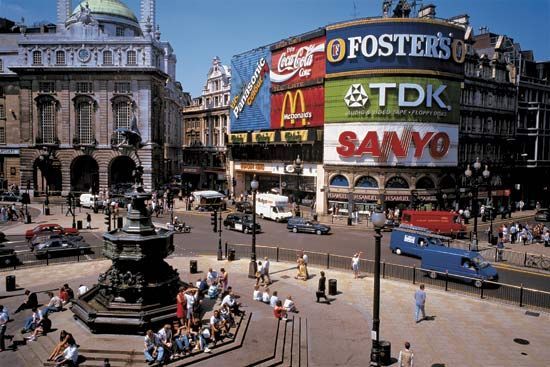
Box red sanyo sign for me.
[270,36,326,87]
[270,86,325,129]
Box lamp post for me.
[38,147,52,215]
[248,175,259,278]
[293,155,303,217]
[464,157,490,251]
[370,207,386,366]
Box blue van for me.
[420,247,498,288]
[389,226,450,257]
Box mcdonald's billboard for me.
[270,86,325,129]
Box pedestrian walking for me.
[0,305,9,352]
[414,284,426,323]
[496,238,504,262]
[316,271,330,304]
[351,252,362,279]
[398,341,414,367]
[86,212,92,229]
[263,257,272,284]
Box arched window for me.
[113,99,131,144]
[55,50,65,65]
[329,175,349,187]
[103,50,113,65]
[127,50,137,65]
[355,176,378,188]
[76,99,93,144]
[385,176,409,189]
[37,97,56,144]
[32,51,42,65]
[439,175,456,189]
[415,176,435,189]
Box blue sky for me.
[1,0,548,96]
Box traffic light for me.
[105,207,111,231]
[211,211,218,232]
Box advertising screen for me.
[271,86,325,129]
[326,20,466,76]
[325,76,460,124]
[324,122,458,167]
[270,36,325,88]
[230,47,272,132]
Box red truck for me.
[400,210,466,238]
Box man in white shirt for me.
[143,329,164,364]
[77,284,89,297]
[42,291,63,314]
[283,296,297,313]
[207,268,218,285]
[269,291,279,308]
[209,310,226,343]
[221,291,240,315]
[184,289,197,321]
[22,307,43,333]
[55,340,78,367]
[157,324,174,358]
[263,257,272,284]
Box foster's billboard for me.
[326,19,466,76]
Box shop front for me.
[0,148,20,191]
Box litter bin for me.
[117,217,124,229]
[45,207,50,216]
[379,340,391,365]
[347,217,352,226]
[77,220,83,230]
[328,279,337,296]
[6,275,16,291]
[190,260,198,274]
[228,249,236,261]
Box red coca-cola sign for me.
[270,36,325,87]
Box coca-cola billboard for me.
[270,36,325,88]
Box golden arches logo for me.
[326,38,346,63]
[281,89,308,128]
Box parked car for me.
[223,213,261,234]
[30,233,84,251]
[287,217,331,235]
[235,201,253,214]
[25,224,79,240]
[535,209,550,222]
[34,237,91,258]
[0,244,17,267]
[0,192,22,202]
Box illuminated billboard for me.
[270,36,326,88]
[324,122,458,166]
[325,75,461,123]
[326,19,466,76]
[230,47,272,132]
[271,86,325,129]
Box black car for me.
[535,209,550,222]
[34,237,91,258]
[235,201,253,214]
[223,213,261,234]
[287,217,331,235]
[0,244,17,267]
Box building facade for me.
[181,57,230,192]
[0,0,187,195]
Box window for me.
[385,176,409,189]
[127,50,137,65]
[415,176,435,189]
[39,82,55,94]
[76,101,93,144]
[114,100,131,143]
[32,51,42,65]
[329,175,349,187]
[0,127,5,144]
[76,82,93,94]
[55,51,65,65]
[355,176,378,188]
[116,27,125,37]
[39,100,56,144]
[0,105,4,119]
[114,82,131,94]
[103,50,113,65]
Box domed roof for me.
[71,0,138,22]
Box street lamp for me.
[464,157,490,251]
[293,155,303,217]
[370,207,386,366]
[38,147,53,215]
[248,175,259,278]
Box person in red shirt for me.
[273,300,287,321]
[58,287,69,304]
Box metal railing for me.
[226,243,550,312]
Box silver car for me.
[34,237,90,258]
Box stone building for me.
[181,57,230,192]
[0,0,188,195]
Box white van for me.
[255,193,293,222]
[79,193,99,208]
[191,190,226,211]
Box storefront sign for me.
[326,20,466,76]
[182,168,200,174]
[0,148,20,155]
[324,122,458,166]
[280,129,309,143]
[325,76,460,124]
[270,36,325,86]
[328,192,378,201]
[385,195,411,202]
[271,86,324,129]
[229,133,248,144]
[252,131,276,143]
[239,163,266,171]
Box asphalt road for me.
[2,211,549,293]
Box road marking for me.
[493,263,550,277]
[3,240,26,245]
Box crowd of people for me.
[497,221,550,247]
